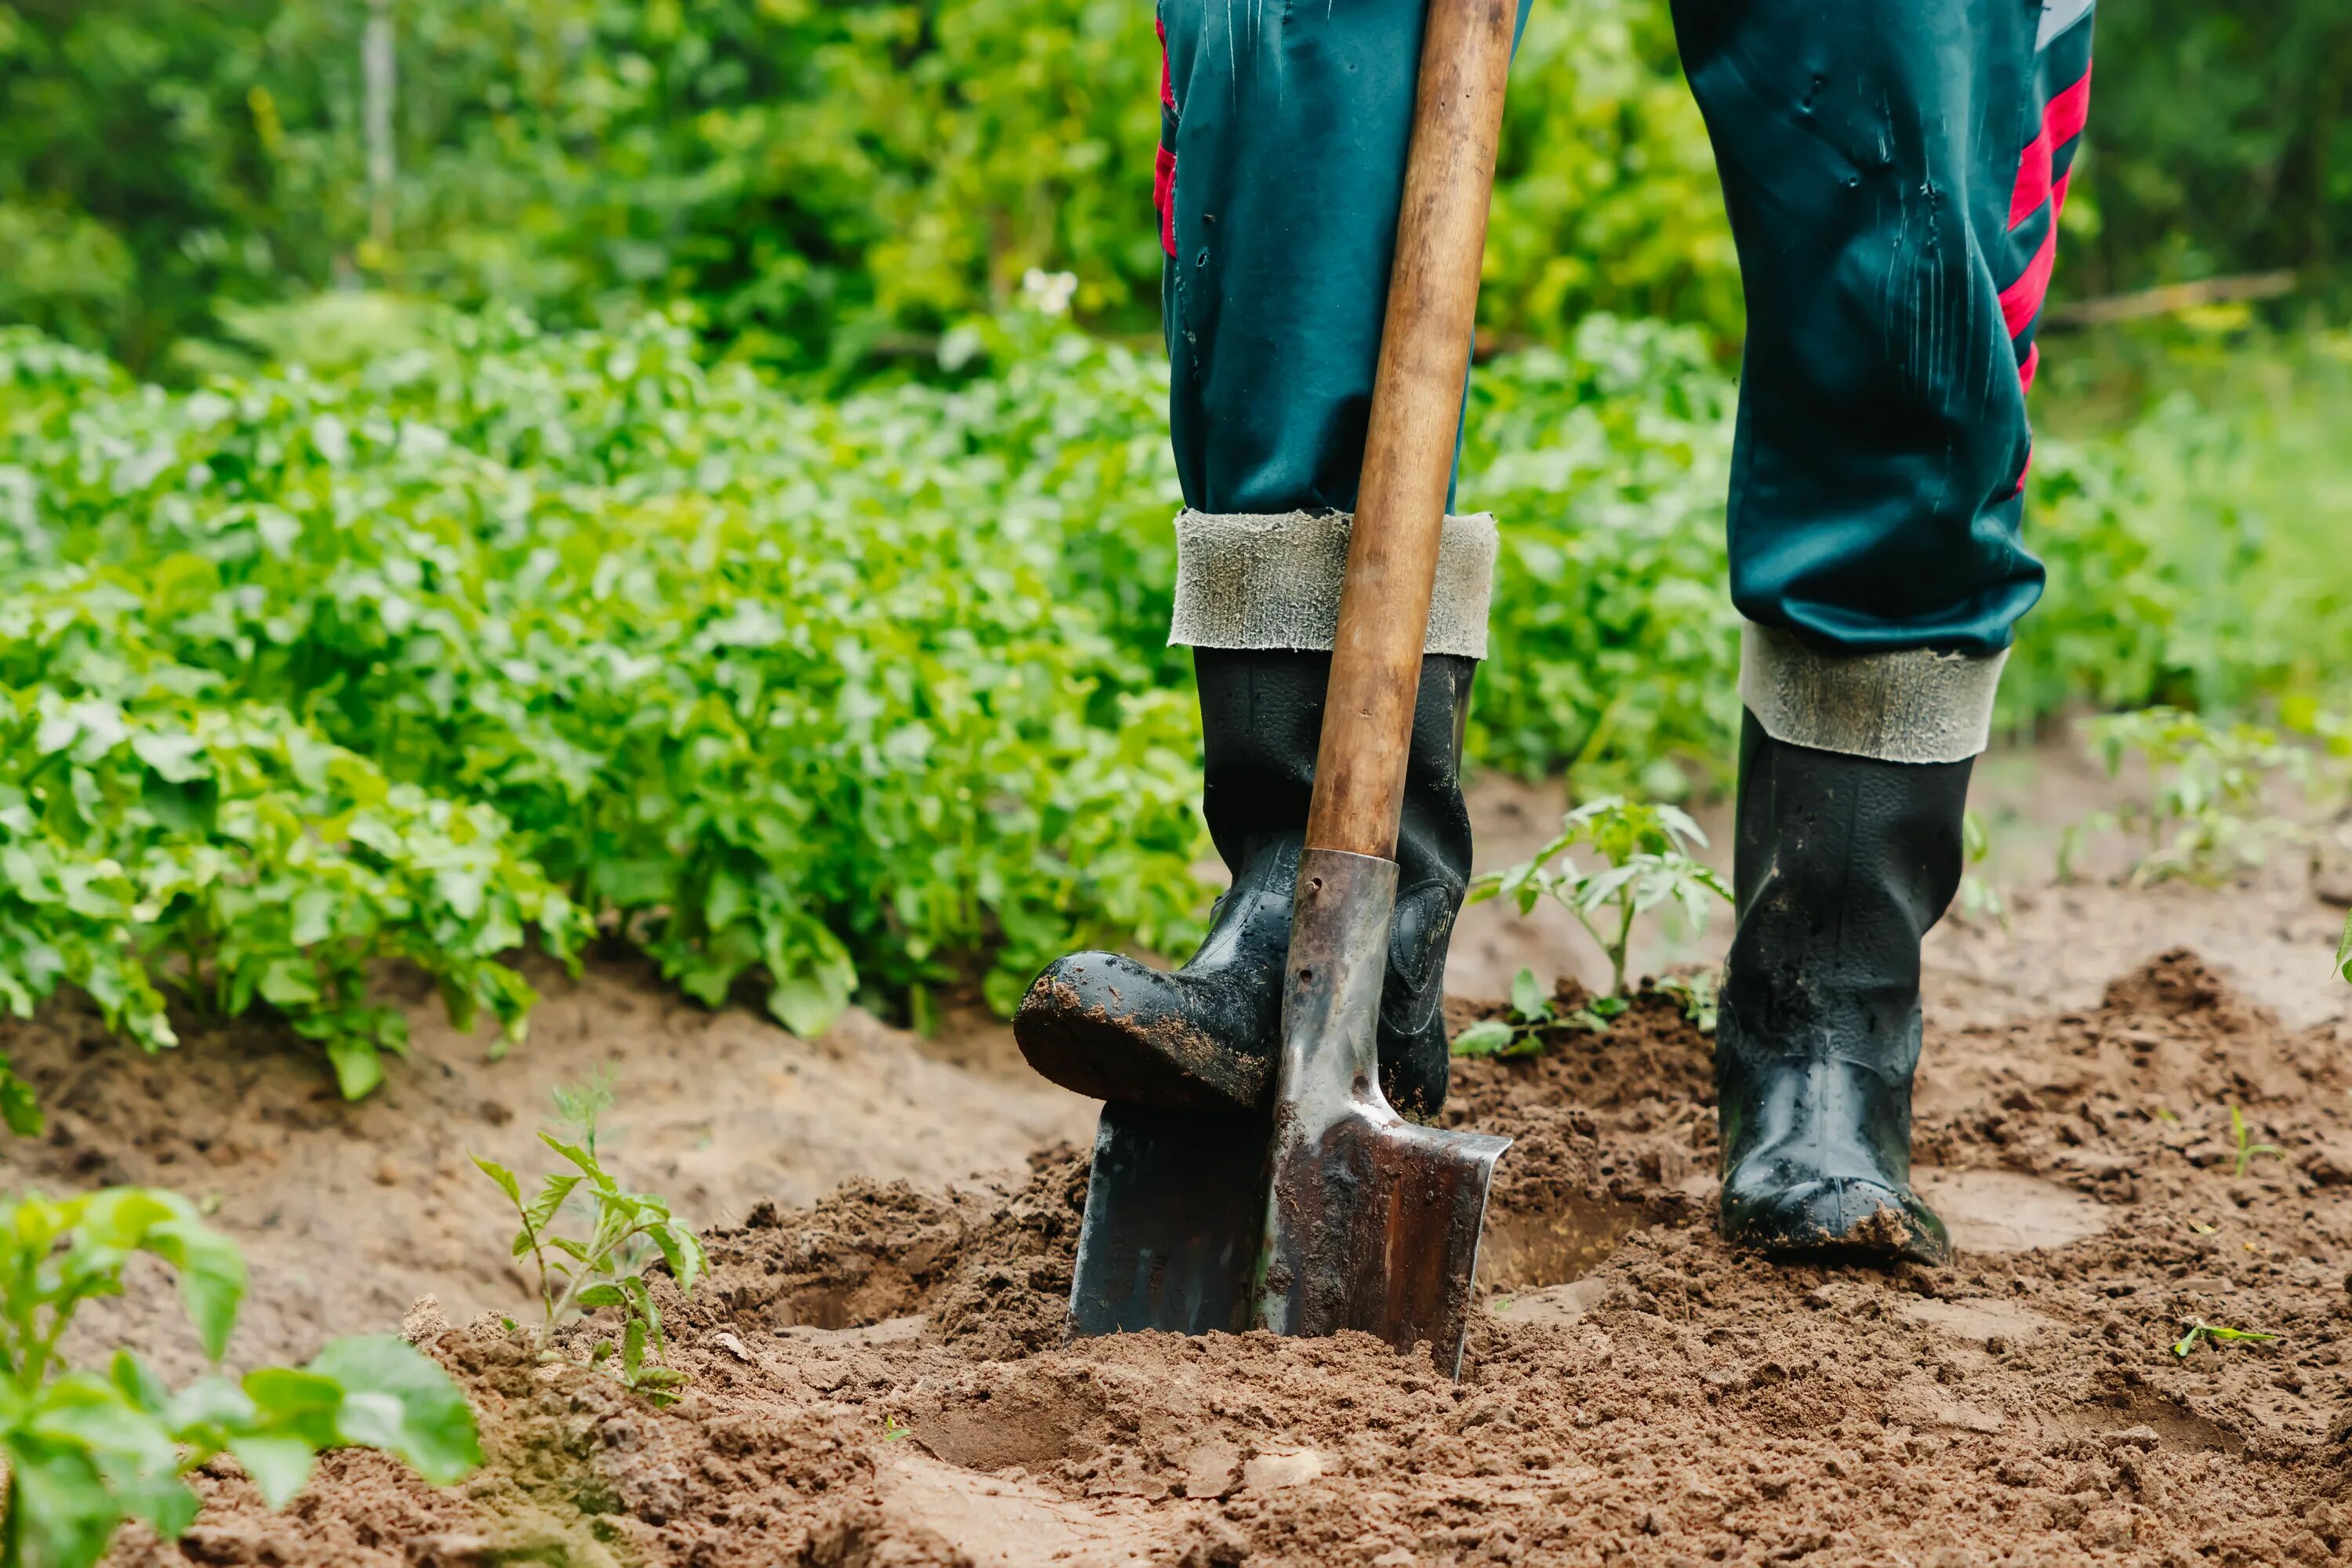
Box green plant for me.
[1656,970,1720,1034]
[1954,809,2008,927]
[2229,1105,2285,1178]
[1449,967,1550,1058]
[1468,797,1731,1000]
[2074,708,2321,886]
[474,1090,708,1408]
[0,1187,480,1568]
[2172,1319,2282,1358]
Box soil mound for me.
[113,950,2352,1566]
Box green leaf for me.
[303,1337,484,1485]
[538,1132,605,1183]
[1449,1018,1518,1058]
[523,1174,581,1232]
[5,1435,132,1568]
[0,1051,43,1136]
[227,1435,318,1508]
[575,1283,626,1308]
[324,1036,386,1101]
[471,1156,521,1207]
[648,1223,706,1296]
[2337,908,2352,985]
[1508,967,1548,1024]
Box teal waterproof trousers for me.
[1157,0,2094,763]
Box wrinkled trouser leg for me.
[1670,0,2094,744]
[1012,0,1535,1120]
[1668,0,2094,1261]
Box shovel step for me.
[1069,1100,1270,1338]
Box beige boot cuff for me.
[1167,509,1497,659]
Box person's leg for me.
[1670,0,2094,1261]
[1015,0,1526,1118]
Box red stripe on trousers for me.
[2008,64,2092,230]
[2001,223,2057,337]
[1156,146,1177,257]
[1156,17,1176,257]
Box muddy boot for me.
[1014,646,1476,1119]
[1714,710,1973,1265]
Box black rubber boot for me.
[1715,710,1972,1266]
[1014,647,1475,1119]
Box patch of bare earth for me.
[105,948,2352,1566]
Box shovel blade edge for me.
[1260,1113,1509,1377]
[1069,1100,1270,1338]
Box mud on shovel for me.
[1067,0,1515,1375]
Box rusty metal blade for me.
[1258,1111,1506,1376]
[1257,847,1508,1375]
[1068,1100,1268,1338]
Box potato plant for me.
[0,1188,480,1568]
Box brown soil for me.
[103,946,2352,1567]
[0,952,1093,1381]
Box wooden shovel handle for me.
[1304,0,1516,860]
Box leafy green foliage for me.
[0,1189,480,1568]
[0,309,1210,1070]
[1453,967,1564,1059]
[2071,708,2321,886]
[6,300,2350,1073]
[2172,1319,2282,1359]
[1655,970,1719,1034]
[1469,797,1730,1000]
[1450,964,1635,1060]
[0,0,1735,375]
[476,1084,707,1407]
[1465,319,1740,791]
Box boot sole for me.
[1014,978,1272,1113]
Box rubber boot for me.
[1715,710,1972,1265]
[1014,647,1475,1119]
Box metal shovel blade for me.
[1257,848,1508,1376]
[1068,1100,1269,1338]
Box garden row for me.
[0,302,2336,1094]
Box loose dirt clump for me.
[104,949,2352,1565]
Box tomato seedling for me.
[475,1084,707,1408]
[1468,797,1731,1002]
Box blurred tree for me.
[0,0,2339,372]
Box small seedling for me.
[1452,967,1631,1058]
[1955,810,2008,927]
[2172,1319,2281,1358]
[2076,709,2317,887]
[474,1083,708,1407]
[881,1414,912,1443]
[2335,909,2352,993]
[1450,967,1555,1058]
[1657,971,1720,1034]
[2229,1105,2284,1178]
[0,1188,480,1568]
[1468,798,1732,1002]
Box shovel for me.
[1069,0,1518,1372]
[1251,0,1515,1376]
